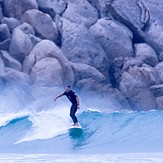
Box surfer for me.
[54,86,80,126]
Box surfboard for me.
[69,125,82,130]
[68,125,83,138]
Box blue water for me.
[1,109,163,154]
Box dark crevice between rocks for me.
[55,29,62,48]
[0,0,4,18]
[60,1,68,17]
[87,0,101,19]
[38,7,56,20]
[106,3,163,55]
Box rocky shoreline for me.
[0,0,163,111]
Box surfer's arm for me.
[54,93,64,101]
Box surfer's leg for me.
[70,104,78,124]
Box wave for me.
[0,110,163,153]
[0,112,30,127]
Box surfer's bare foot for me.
[71,123,79,126]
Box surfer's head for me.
[66,85,71,92]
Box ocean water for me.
[1,84,163,162]
[1,107,163,162]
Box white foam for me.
[0,112,30,127]
[16,105,70,143]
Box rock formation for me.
[0,0,163,110]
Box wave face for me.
[0,109,163,154]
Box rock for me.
[108,57,125,88]
[4,67,31,84]
[120,67,157,110]
[0,56,5,75]
[23,53,36,74]
[61,18,109,74]
[1,68,34,111]
[29,35,42,46]
[63,0,98,28]
[9,28,34,63]
[144,0,163,51]
[3,0,38,20]
[21,9,58,42]
[0,6,3,21]
[1,17,21,32]
[89,18,133,62]
[0,24,11,42]
[122,58,143,72]
[150,85,163,97]
[37,0,66,16]
[0,39,11,51]
[28,40,74,86]
[155,62,163,83]
[135,43,159,67]
[111,0,148,30]
[139,65,160,86]
[76,78,131,111]
[156,96,163,109]
[31,57,63,87]
[0,50,22,71]
[158,51,163,62]
[106,3,163,55]
[15,23,35,35]
[70,62,106,83]
[87,0,111,18]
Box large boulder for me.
[0,24,11,42]
[21,9,58,42]
[70,62,106,83]
[0,39,11,51]
[0,56,5,76]
[0,68,33,111]
[139,65,160,86]
[106,1,163,54]
[4,68,32,84]
[89,18,133,62]
[76,78,131,111]
[1,17,21,32]
[111,0,148,30]
[0,50,22,71]
[155,62,163,83]
[143,0,163,50]
[120,66,157,110]
[15,23,35,35]
[135,43,159,67]
[63,0,98,28]
[37,0,66,16]
[26,40,74,86]
[23,53,36,74]
[87,0,111,18]
[0,6,3,21]
[150,85,163,98]
[0,24,11,51]
[122,58,143,72]
[31,57,63,87]
[108,57,126,88]
[9,28,34,63]
[61,18,109,74]
[156,96,163,109]
[3,0,38,20]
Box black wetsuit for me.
[63,90,78,123]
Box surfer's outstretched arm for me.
[54,93,64,101]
